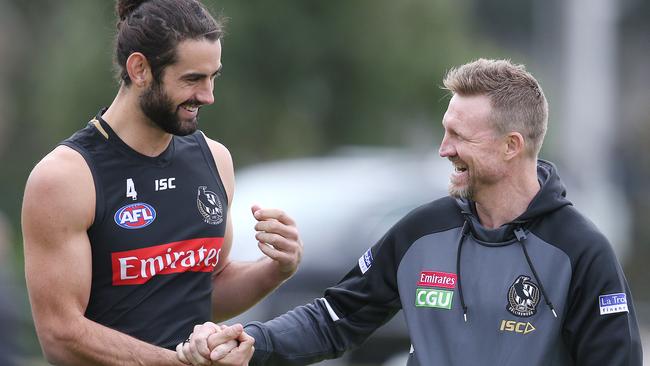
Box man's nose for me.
[197,79,215,105]
[439,134,454,157]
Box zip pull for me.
[514,228,527,241]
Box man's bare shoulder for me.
[28,145,92,188]
[199,132,234,200]
[23,145,95,228]
[200,133,233,164]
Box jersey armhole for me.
[58,141,105,230]
[194,131,230,204]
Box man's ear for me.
[503,132,525,161]
[125,52,151,87]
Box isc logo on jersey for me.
[114,203,156,229]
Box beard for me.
[447,156,474,200]
[139,80,199,136]
[448,177,474,200]
[447,158,503,201]
[449,183,473,200]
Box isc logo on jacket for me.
[499,319,536,335]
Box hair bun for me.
[116,0,149,20]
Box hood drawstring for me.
[455,221,470,322]
[514,228,558,318]
[456,222,558,323]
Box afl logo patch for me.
[197,186,223,225]
[114,203,156,229]
[506,275,540,317]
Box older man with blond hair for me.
[182,59,642,366]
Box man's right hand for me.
[177,323,254,366]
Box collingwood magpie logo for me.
[506,275,540,317]
[196,186,223,225]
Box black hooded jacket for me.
[245,160,642,365]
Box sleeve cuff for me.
[244,321,271,365]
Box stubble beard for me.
[448,180,474,200]
[448,163,503,201]
[448,157,475,200]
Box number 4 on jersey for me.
[126,178,137,200]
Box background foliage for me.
[0,0,648,363]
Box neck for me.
[101,85,173,157]
[474,160,540,229]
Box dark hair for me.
[114,0,225,85]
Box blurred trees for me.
[9,0,650,361]
[0,0,501,236]
[0,1,501,358]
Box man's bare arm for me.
[23,146,183,365]
[203,138,303,321]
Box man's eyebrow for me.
[181,72,205,80]
[212,64,223,77]
[181,65,223,80]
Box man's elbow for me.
[37,324,79,365]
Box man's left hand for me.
[251,205,303,278]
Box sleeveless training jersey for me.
[60,110,228,349]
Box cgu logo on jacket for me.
[415,270,457,310]
[114,202,156,229]
[506,275,540,317]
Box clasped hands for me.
[177,322,253,366]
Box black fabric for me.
[60,110,228,349]
[532,205,643,365]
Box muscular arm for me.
[23,146,183,366]
[210,219,298,321]
[203,137,302,322]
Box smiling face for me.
[139,38,222,136]
[438,94,507,200]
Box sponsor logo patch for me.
[114,202,156,229]
[506,275,540,317]
[197,186,224,225]
[499,319,536,335]
[599,293,628,315]
[417,271,457,289]
[111,237,224,286]
[358,248,373,274]
[415,288,454,309]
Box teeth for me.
[182,104,198,112]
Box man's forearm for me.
[211,258,290,321]
[243,300,354,366]
[40,316,182,366]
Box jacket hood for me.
[455,159,572,243]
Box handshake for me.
[176,322,254,366]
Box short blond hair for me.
[443,59,548,157]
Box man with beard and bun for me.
[21,1,303,365]
[182,59,642,366]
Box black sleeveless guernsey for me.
[60,110,228,349]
